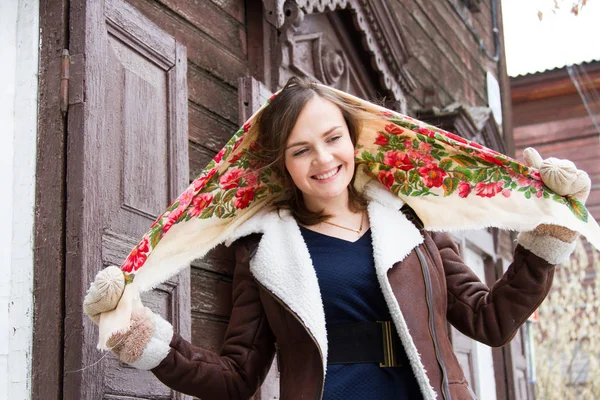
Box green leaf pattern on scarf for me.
[354,113,585,227]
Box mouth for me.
[312,165,342,181]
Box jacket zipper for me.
[416,246,452,400]
[255,280,325,400]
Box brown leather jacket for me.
[151,189,556,400]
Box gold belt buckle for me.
[377,321,401,368]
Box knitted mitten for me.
[523,147,591,202]
[518,147,591,263]
[106,306,174,370]
[84,266,126,324]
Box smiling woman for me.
[83,75,593,400]
[255,77,369,228]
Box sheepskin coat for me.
[151,182,560,400]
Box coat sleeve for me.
[431,231,557,347]
[151,234,276,399]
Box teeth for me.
[314,167,339,180]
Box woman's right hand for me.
[106,306,174,370]
[83,266,173,370]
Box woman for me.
[85,77,590,399]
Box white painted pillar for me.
[0,0,40,399]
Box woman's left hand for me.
[523,147,591,242]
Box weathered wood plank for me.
[512,93,590,126]
[191,243,237,276]
[513,115,598,147]
[409,0,496,77]
[391,23,458,107]
[191,268,233,317]
[192,314,229,352]
[33,1,68,399]
[391,0,487,105]
[189,140,218,182]
[125,0,246,86]
[512,71,600,103]
[157,0,246,58]
[420,0,496,72]
[471,1,494,50]
[211,0,244,23]
[517,135,600,161]
[586,204,600,219]
[188,62,239,123]
[189,101,238,152]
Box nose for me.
[313,145,334,165]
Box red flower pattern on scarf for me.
[475,182,504,198]
[194,168,218,191]
[122,236,149,273]
[220,168,244,189]
[214,147,226,163]
[375,133,389,146]
[188,193,214,217]
[442,131,468,144]
[385,124,404,135]
[458,182,472,198]
[384,151,414,171]
[234,187,255,209]
[416,127,436,138]
[378,170,394,188]
[478,152,504,167]
[418,164,447,188]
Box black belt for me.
[326,321,402,368]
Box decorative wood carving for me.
[262,0,415,111]
[289,32,350,90]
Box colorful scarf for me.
[97,85,600,348]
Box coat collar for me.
[224,180,424,374]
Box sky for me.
[502,0,600,76]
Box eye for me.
[293,148,308,157]
[327,135,342,143]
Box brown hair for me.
[254,76,368,225]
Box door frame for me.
[32,0,69,399]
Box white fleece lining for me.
[225,181,439,397]
[517,231,577,264]
[368,196,438,400]
[129,313,173,370]
[248,212,329,375]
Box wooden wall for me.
[389,0,500,112]
[125,0,248,352]
[390,0,516,262]
[511,62,600,222]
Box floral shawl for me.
[97,85,600,348]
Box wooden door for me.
[63,0,190,398]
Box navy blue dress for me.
[299,226,423,400]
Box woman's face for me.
[284,95,355,209]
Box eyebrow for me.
[285,126,342,150]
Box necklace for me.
[322,211,365,234]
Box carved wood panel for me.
[263,0,415,112]
[279,9,381,104]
